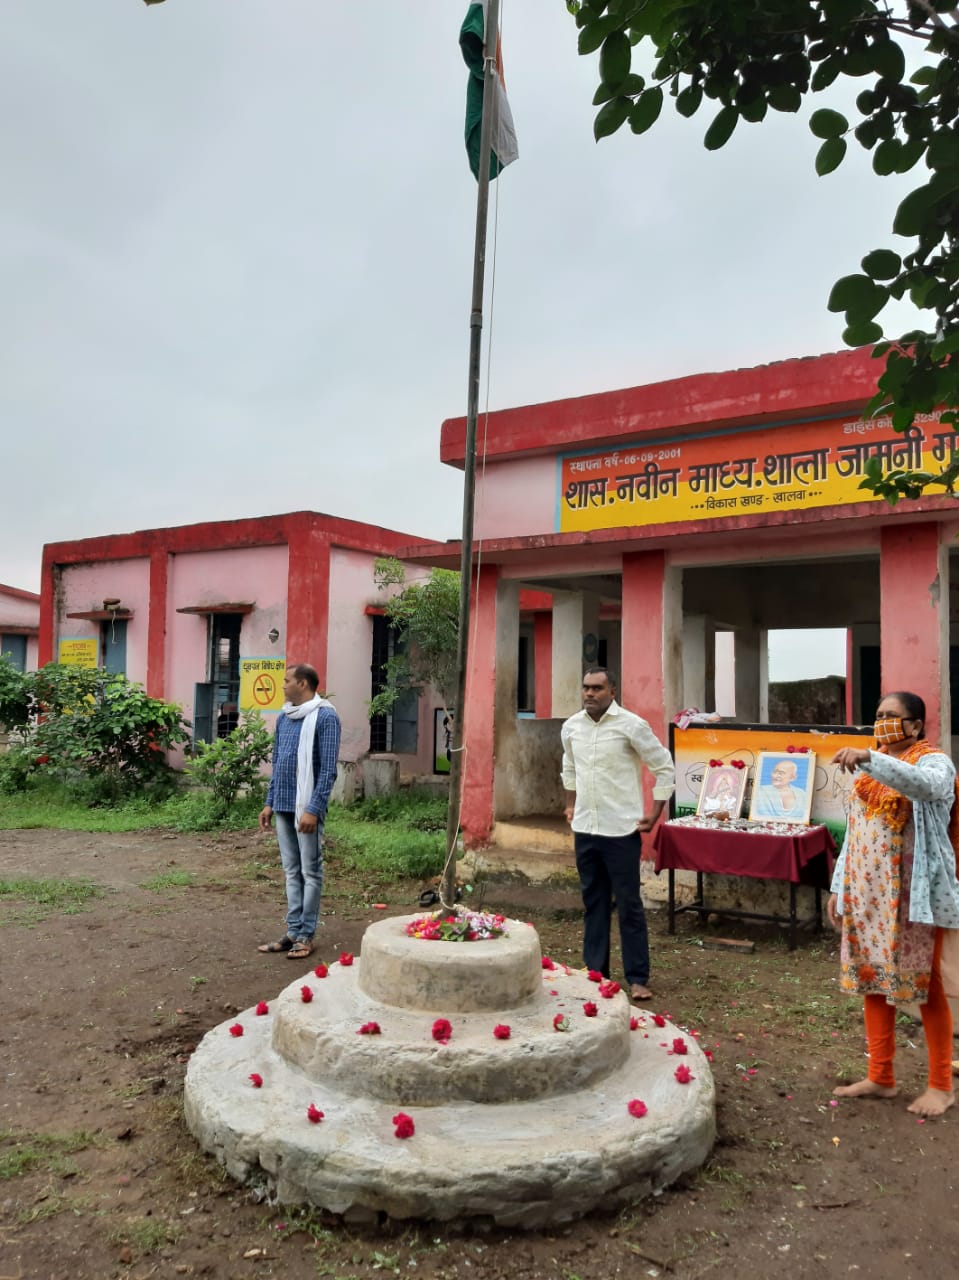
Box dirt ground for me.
[1,826,958,1280]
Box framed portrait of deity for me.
[696,764,748,820]
[748,752,816,824]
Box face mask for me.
[874,715,909,745]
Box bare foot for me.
[907,1088,955,1118]
[629,984,652,1002]
[833,1078,897,1100]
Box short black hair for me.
[583,665,617,687]
[288,663,319,692]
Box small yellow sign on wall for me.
[58,638,98,668]
[240,658,286,713]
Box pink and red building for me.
[40,512,445,779]
[422,348,959,848]
[0,583,40,672]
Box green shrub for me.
[0,662,188,805]
[183,712,272,820]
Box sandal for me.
[287,939,315,960]
[257,936,294,954]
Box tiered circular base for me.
[184,916,715,1227]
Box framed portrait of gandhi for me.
[748,752,816,824]
[696,764,748,820]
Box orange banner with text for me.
[558,410,947,532]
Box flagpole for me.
[442,0,501,909]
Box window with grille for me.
[369,615,418,754]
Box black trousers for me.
[574,830,649,986]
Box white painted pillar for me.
[551,590,600,718]
[682,614,707,710]
[734,628,768,722]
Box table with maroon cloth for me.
[652,820,837,950]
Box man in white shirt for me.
[561,667,675,1002]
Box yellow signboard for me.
[240,657,286,713]
[58,638,98,668]
[559,410,946,532]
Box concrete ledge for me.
[272,963,630,1105]
[183,914,716,1227]
[357,915,541,1012]
[184,999,715,1228]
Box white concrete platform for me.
[184,915,715,1227]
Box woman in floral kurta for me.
[828,691,959,1118]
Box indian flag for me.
[460,1,519,180]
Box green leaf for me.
[809,108,848,140]
[811,56,843,92]
[871,39,905,84]
[768,84,802,113]
[703,105,738,151]
[599,30,631,89]
[629,87,663,135]
[828,273,878,314]
[861,249,902,280]
[739,95,768,124]
[910,66,936,87]
[893,184,936,236]
[931,332,959,359]
[816,137,847,175]
[872,138,902,176]
[578,15,624,55]
[594,96,631,141]
[893,138,926,174]
[842,320,885,347]
[675,83,702,118]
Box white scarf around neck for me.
[282,693,332,824]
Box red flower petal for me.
[553,1013,570,1032]
[671,1037,688,1055]
[229,1023,244,1037]
[541,956,556,970]
[249,1073,263,1088]
[339,952,354,967]
[306,1103,324,1123]
[431,1018,452,1044]
[583,1001,598,1017]
[629,1016,640,1031]
[392,1112,415,1139]
[356,1022,381,1035]
[313,963,328,978]
[598,980,620,999]
[627,1098,648,1118]
[652,1014,666,1027]
[674,1063,694,1084]
[255,1001,269,1016]
[300,986,313,1003]
[587,970,603,983]
[493,1024,511,1040]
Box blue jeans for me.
[274,812,323,940]
[574,830,649,987]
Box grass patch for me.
[325,791,447,881]
[0,1129,98,1180]
[107,1216,181,1253]
[0,876,102,923]
[139,870,195,892]
[0,782,264,834]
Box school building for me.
[39,512,447,782]
[420,347,959,849]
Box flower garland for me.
[404,909,507,942]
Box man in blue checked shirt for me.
[257,664,341,961]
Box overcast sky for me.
[4,3,921,679]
